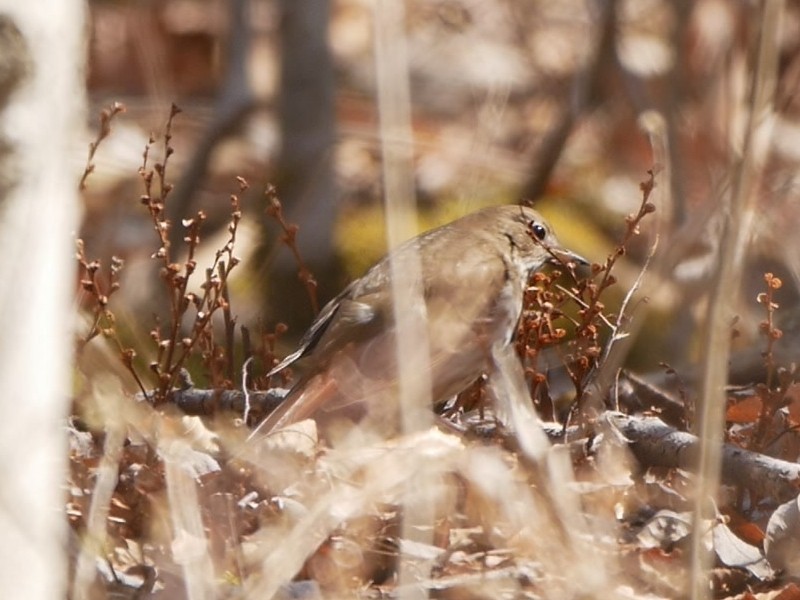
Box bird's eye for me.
[530,222,547,241]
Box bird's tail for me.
[247,374,340,441]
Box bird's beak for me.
[547,246,589,268]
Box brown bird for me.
[251,204,587,440]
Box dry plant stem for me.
[753,273,784,448]
[189,189,244,386]
[758,273,782,392]
[265,186,320,315]
[75,242,124,348]
[374,1,432,438]
[589,234,659,411]
[690,3,783,598]
[138,106,183,398]
[639,111,674,237]
[158,213,202,396]
[138,111,245,401]
[219,260,236,383]
[163,454,216,598]
[165,199,242,391]
[567,170,657,420]
[70,382,126,600]
[517,268,574,418]
[122,349,151,401]
[158,108,192,389]
[79,101,125,190]
[583,149,665,406]
[489,342,609,592]
[156,104,181,214]
[74,245,153,399]
[373,1,434,596]
[610,113,672,377]
[259,322,289,387]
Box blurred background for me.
[59,3,800,596]
[80,0,800,379]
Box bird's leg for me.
[486,341,551,463]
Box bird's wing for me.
[252,287,391,439]
[267,276,388,377]
[266,284,352,376]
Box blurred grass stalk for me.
[373,0,435,596]
[690,1,784,598]
[0,3,85,598]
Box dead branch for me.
[520,0,618,200]
[614,370,687,428]
[607,412,800,503]
[142,387,287,422]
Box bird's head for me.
[494,205,589,273]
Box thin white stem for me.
[690,3,783,598]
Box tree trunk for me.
[265,0,339,332]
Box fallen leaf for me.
[726,396,763,424]
[713,521,774,580]
[765,495,800,576]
